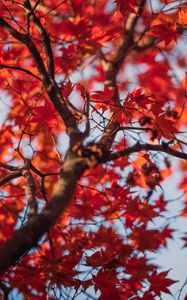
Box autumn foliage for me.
[0,0,187,299]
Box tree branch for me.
[106,142,187,162]
[24,0,55,79]
[0,154,86,275]
[0,163,20,171]
[99,0,147,151]
[0,63,42,81]
[0,171,22,186]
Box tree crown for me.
[0,0,187,299]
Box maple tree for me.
[0,0,187,299]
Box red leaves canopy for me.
[0,0,186,299]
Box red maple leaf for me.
[61,79,74,100]
[155,114,178,140]
[31,101,58,131]
[115,0,139,16]
[149,23,178,46]
[91,84,114,112]
[91,84,114,102]
[148,270,178,296]
[126,88,151,108]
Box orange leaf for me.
[177,7,187,25]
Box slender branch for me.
[106,142,187,162]
[0,63,41,81]
[32,0,41,12]
[0,163,20,171]
[119,126,151,132]
[39,0,67,18]
[177,276,187,300]
[30,163,44,177]
[24,0,55,78]
[0,171,22,186]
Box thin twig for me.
[107,142,187,162]
[0,63,41,81]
